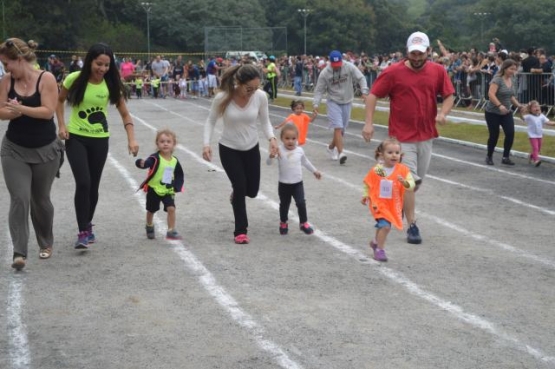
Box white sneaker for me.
[326,147,339,160]
[338,152,347,165]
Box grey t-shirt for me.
[151,59,169,77]
[485,75,516,114]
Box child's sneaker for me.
[166,229,182,240]
[279,222,288,235]
[234,234,250,244]
[369,240,378,251]
[74,231,89,249]
[146,224,155,239]
[374,248,388,262]
[299,222,314,235]
[87,223,96,243]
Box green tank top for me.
[63,71,110,138]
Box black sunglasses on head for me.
[5,39,23,55]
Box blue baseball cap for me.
[329,50,342,67]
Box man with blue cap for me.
[313,50,368,164]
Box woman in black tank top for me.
[0,37,61,270]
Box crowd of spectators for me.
[10,40,553,114]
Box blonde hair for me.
[0,38,38,62]
[280,123,298,139]
[155,129,177,150]
[374,137,402,160]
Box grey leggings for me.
[2,154,59,258]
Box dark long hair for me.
[67,43,126,107]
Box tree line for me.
[3,0,555,57]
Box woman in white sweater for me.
[203,64,279,244]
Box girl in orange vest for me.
[274,100,316,146]
[362,138,415,261]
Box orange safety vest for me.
[363,163,411,230]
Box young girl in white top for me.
[521,100,555,167]
[178,76,188,99]
[203,64,279,244]
[267,124,321,235]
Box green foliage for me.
[2,0,555,56]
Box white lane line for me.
[108,155,303,369]
[427,175,555,216]
[132,108,555,365]
[4,229,31,369]
[261,143,555,269]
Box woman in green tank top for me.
[56,43,140,250]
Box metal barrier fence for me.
[452,72,555,115]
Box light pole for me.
[297,8,311,55]
[2,0,6,40]
[141,2,154,59]
[473,12,490,46]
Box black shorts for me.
[146,188,175,213]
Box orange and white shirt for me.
[363,163,414,230]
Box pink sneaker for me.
[234,234,250,244]
[299,222,314,235]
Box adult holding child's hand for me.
[203,64,277,245]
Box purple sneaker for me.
[369,240,378,251]
[374,248,388,262]
[74,231,89,250]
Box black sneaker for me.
[485,156,494,165]
[407,223,422,244]
[501,157,515,165]
[146,224,155,239]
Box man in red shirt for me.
[362,31,455,245]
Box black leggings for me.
[65,134,109,232]
[219,143,260,236]
[278,181,307,224]
[485,111,515,158]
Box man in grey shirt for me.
[151,55,170,98]
[313,50,368,164]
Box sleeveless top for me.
[7,71,56,148]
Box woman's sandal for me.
[39,247,53,259]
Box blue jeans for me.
[294,76,302,95]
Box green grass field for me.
[273,96,555,158]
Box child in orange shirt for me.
[361,138,415,262]
[274,100,316,145]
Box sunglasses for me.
[244,83,258,93]
[5,39,23,55]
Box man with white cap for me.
[362,31,455,245]
[313,50,368,164]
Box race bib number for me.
[162,167,174,184]
[379,179,393,199]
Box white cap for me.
[407,31,430,53]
